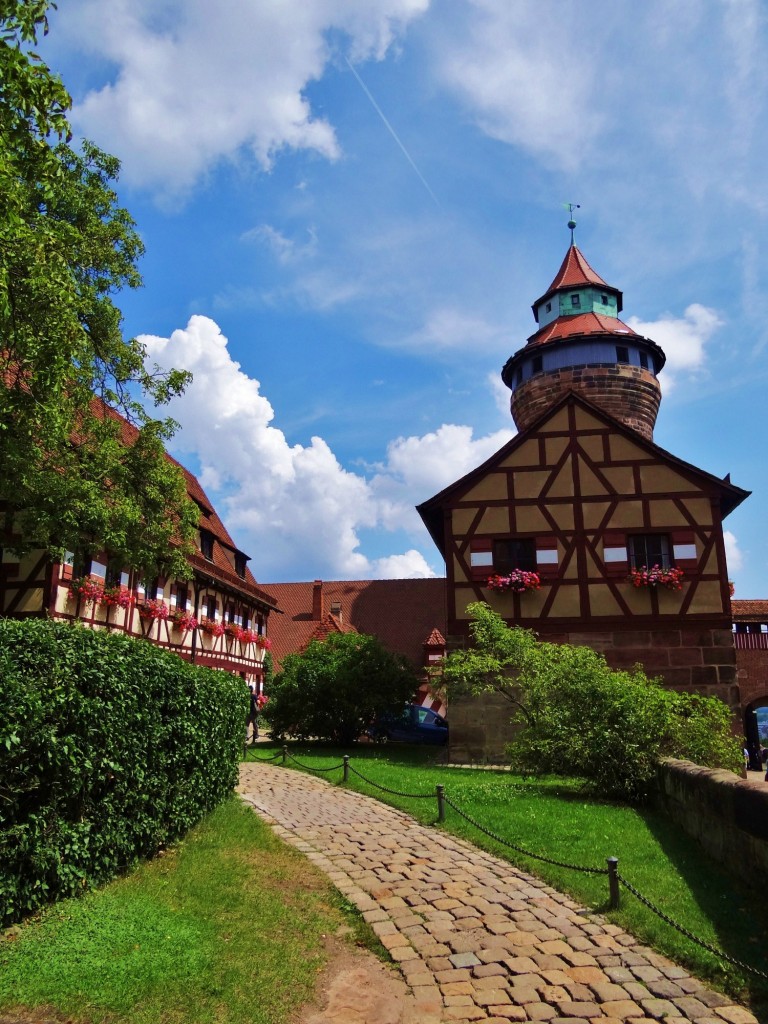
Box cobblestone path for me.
[237,762,758,1024]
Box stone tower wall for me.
[511,364,661,440]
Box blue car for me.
[367,704,448,745]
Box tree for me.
[265,632,419,746]
[440,602,742,802]
[0,1,198,578]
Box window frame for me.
[628,533,671,571]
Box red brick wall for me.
[736,648,768,707]
[511,365,661,440]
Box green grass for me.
[246,742,768,1013]
[0,796,370,1024]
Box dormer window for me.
[545,301,552,313]
[235,552,247,578]
[571,294,581,308]
[600,294,609,304]
[200,530,214,561]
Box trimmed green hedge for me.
[0,618,248,925]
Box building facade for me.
[418,240,749,760]
[0,419,277,688]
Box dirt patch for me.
[0,1009,82,1024]
[294,934,420,1024]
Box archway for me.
[744,697,768,770]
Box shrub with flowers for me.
[100,585,133,609]
[487,570,541,594]
[68,576,104,604]
[200,617,225,637]
[254,635,272,650]
[172,609,198,631]
[256,694,269,712]
[138,598,169,620]
[628,565,684,591]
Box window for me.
[493,538,536,573]
[629,534,670,570]
[206,595,217,619]
[616,346,629,363]
[545,301,552,313]
[516,366,523,385]
[200,530,214,561]
[176,585,188,612]
[600,293,609,304]
[639,352,648,369]
[235,552,247,578]
[531,355,543,374]
[571,293,581,308]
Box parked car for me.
[366,704,448,745]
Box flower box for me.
[628,565,684,591]
[487,570,541,594]
[138,598,170,620]
[68,576,104,604]
[101,585,133,609]
[200,617,225,637]
[254,635,272,650]
[172,610,198,631]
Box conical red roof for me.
[547,245,609,291]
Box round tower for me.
[502,235,666,441]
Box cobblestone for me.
[237,762,759,1024]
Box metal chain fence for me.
[247,749,767,979]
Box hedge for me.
[0,618,248,925]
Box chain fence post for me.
[607,856,619,909]
[436,784,445,822]
[343,755,349,783]
[282,744,288,765]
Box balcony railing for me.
[733,632,768,650]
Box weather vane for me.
[564,202,580,244]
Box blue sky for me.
[40,0,768,594]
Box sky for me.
[37,0,768,595]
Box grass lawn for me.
[0,796,373,1024]
[245,742,768,1013]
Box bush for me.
[441,602,743,802]
[0,618,248,925]
[266,632,418,745]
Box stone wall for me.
[655,758,768,886]
[447,692,518,763]
[511,364,661,441]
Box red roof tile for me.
[528,312,638,347]
[732,600,768,621]
[91,399,275,609]
[547,245,609,292]
[424,628,446,646]
[261,578,446,672]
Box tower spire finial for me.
[564,202,580,244]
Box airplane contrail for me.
[344,56,441,209]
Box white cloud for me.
[433,0,603,170]
[62,0,429,197]
[141,316,506,580]
[627,304,723,392]
[724,530,743,574]
[243,224,318,266]
[404,308,506,352]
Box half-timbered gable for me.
[419,392,747,684]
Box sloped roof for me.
[417,391,750,555]
[547,245,609,291]
[92,399,276,609]
[732,600,768,622]
[261,577,446,672]
[527,312,638,347]
[424,627,446,646]
[533,244,623,318]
